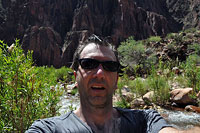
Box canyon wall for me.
[0,0,199,67]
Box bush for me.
[116,75,131,108]
[184,28,197,33]
[35,66,74,85]
[185,54,200,93]
[128,78,148,98]
[147,67,170,105]
[117,36,145,66]
[166,33,176,39]
[147,36,161,42]
[0,40,63,132]
[188,43,200,55]
[118,36,157,76]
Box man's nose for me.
[94,64,105,79]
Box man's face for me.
[74,43,118,108]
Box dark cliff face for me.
[0,0,199,68]
[166,0,200,30]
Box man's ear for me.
[74,71,77,79]
[114,74,119,90]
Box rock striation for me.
[0,0,199,67]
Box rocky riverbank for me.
[58,83,200,130]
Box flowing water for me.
[58,93,200,130]
[58,94,80,115]
[159,109,200,130]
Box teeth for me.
[91,86,105,90]
[92,86,103,88]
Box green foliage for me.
[118,36,145,66]
[35,66,74,85]
[0,40,65,132]
[66,101,77,111]
[147,36,161,42]
[118,36,157,75]
[147,71,170,105]
[128,78,148,98]
[114,100,130,109]
[185,54,200,92]
[116,75,131,108]
[116,28,200,107]
[166,33,176,39]
[188,43,200,55]
[184,28,197,33]
[70,87,78,95]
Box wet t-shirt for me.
[26,108,170,133]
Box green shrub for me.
[166,33,176,39]
[0,40,63,132]
[35,66,74,85]
[128,78,148,98]
[147,36,161,42]
[114,100,130,109]
[55,66,74,83]
[185,54,200,92]
[147,68,170,105]
[118,36,145,66]
[188,43,200,55]
[184,28,197,33]
[118,36,157,75]
[116,75,131,108]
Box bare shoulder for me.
[159,126,200,133]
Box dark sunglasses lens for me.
[79,59,99,69]
[102,61,119,72]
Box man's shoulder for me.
[34,111,74,125]
[26,111,92,133]
[25,112,72,132]
[116,107,157,116]
[116,107,165,122]
[115,107,170,133]
[43,111,74,121]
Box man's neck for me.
[74,106,120,132]
[75,105,113,123]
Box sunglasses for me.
[78,58,120,72]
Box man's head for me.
[71,34,119,71]
[71,34,120,108]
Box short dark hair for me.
[71,34,119,71]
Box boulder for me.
[170,88,195,105]
[113,86,134,104]
[66,83,77,94]
[185,105,200,113]
[131,97,145,108]
[143,91,154,102]
[121,92,135,103]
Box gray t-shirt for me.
[26,108,170,133]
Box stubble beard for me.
[79,88,114,110]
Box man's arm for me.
[159,126,200,133]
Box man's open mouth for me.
[91,86,105,90]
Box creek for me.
[58,93,200,130]
[159,109,200,130]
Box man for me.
[26,35,195,133]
